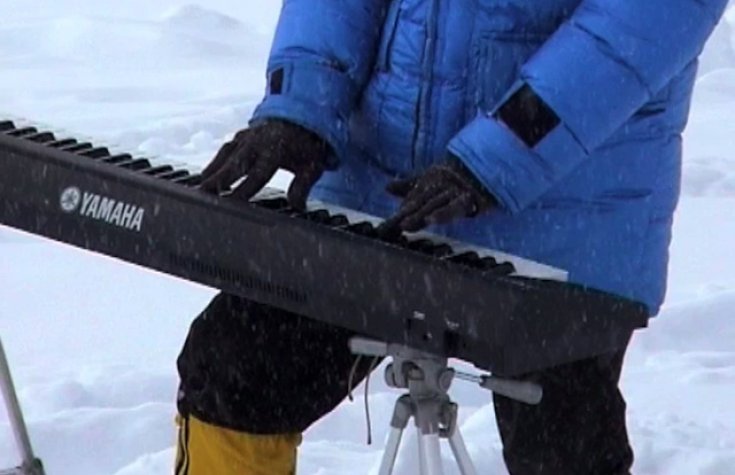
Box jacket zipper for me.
[410,0,441,170]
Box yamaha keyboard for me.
[0,119,649,376]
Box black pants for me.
[177,293,633,474]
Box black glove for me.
[200,119,330,210]
[379,156,497,234]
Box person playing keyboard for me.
[174,1,729,474]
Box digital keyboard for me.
[0,119,649,376]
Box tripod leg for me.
[414,396,448,475]
[379,396,413,475]
[447,429,478,475]
[417,431,444,475]
[378,427,404,475]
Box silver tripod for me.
[0,338,45,475]
[350,338,543,475]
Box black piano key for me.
[48,138,77,148]
[303,209,331,224]
[328,214,350,227]
[447,251,484,268]
[480,256,498,268]
[158,169,187,183]
[281,206,303,216]
[429,243,454,257]
[26,132,56,143]
[113,158,139,168]
[288,210,310,219]
[345,221,378,237]
[144,165,174,176]
[484,261,516,276]
[61,142,93,153]
[479,256,516,275]
[253,197,290,210]
[80,147,111,159]
[119,158,152,171]
[405,240,455,257]
[0,121,15,132]
[159,170,191,181]
[7,127,38,137]
[500,262,517,275]
[396,235,410,246]
[382,233,410,247]
[101,153,134,164]
[176,174,203,186]
[261,203,301,216]
[407,239,435,252]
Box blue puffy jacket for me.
[252,0,728,315]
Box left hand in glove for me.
[379,156,497,234]
[200,119,330,210]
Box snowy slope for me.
[1,3,735,474]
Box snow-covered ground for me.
[1,3,734,474]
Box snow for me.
[1,2,735,474]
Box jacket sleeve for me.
[250,0,388,167]
[447,0,729,213]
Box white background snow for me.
[1,2,735,474]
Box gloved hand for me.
[379,156,497,234]
[200,119,330,210]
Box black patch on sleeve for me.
[269,68,284,95]
[494,84,560,148]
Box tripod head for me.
[349,337,543,405]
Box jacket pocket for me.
[470,32,546,114]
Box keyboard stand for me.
[350,338,544,475]
[0,338,45,475]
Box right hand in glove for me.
[200,119,330,210]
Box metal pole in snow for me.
[0,338,44,475]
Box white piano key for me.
[307,198,568,282]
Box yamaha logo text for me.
[60,186,145,233]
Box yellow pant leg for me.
[175,415,301,475]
